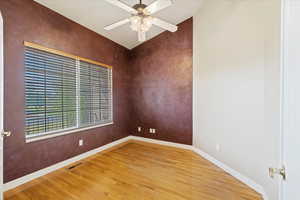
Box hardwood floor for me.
[5,141,262,200]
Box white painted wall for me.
[193,0,281,199]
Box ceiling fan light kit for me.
[104,0,178,42]
[130,15,153,32]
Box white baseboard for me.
[128,136,193,150]
[129,136,268,199]
[192,148,268,200]
[3,136,268,200]
[3,136,132,191]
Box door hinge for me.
[1,130,11,137]
[269,166,286,181]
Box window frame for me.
[24,42,113,143]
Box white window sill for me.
[25,122,114,143]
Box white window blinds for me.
[25,46,113,138]
[79,61,113,127]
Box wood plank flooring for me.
[4,141,262,200]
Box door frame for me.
[279,0,287,198]
[279,0,286,199]
[0,10,4,200]
[279,0,300,199]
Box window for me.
[25,43,113,140]
[79,61,113,127]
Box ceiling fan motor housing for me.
[133,4,147,14]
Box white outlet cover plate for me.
[216,144,220,152]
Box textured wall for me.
[129,18,193,145]
[0,0,131,182]
[0,0,193,183]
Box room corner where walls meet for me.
[128,18,193,146]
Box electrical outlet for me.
[138,126,142,132]
[149,128,156,134]
[216,144,220,152]
[79,139,83,146]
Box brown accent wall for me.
[129,18,193,145]
[0,0,193,183]
[0,0,131,182]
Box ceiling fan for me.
[104,0,178,42]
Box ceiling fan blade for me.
[138,30,146,42]
[144,0,173,15]
[104,0,138,14]
[104,18,130,30]
[152,18,178,32]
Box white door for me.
[281,0,300,199]
[0,11,4,200]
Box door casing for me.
[280,0,300,199]
[0,10,4,200]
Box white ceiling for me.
[34,0,203,49]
